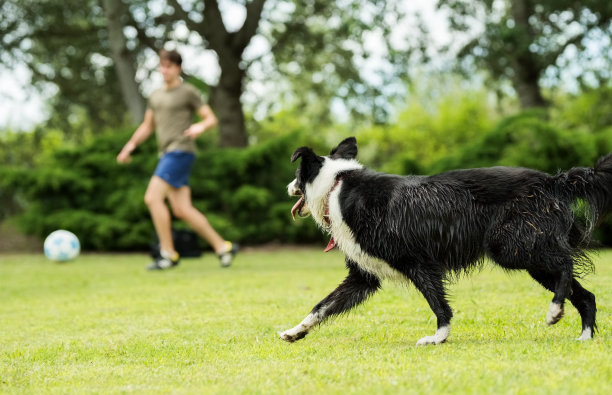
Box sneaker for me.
[147,250,180,270]
[217,242,239,268]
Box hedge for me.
[1,131,326,251]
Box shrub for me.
[430,111,597,174]
[1,131,324,251]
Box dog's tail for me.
[556,153,612,232]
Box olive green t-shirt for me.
[148,83,204,154]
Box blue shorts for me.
[153,151,196,188]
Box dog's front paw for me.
[576,327,593,341]
[416,325,450,346]
[278,329,307,343]
[416,335,446,346]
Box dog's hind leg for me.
[410,271,453,346]
[526,263,571,325]
[279,259,380,342]
[528,269,596,340]
[547,269,572,326]
[548,261,574,325]
[570,280,597,340]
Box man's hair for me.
[159,49,182,66]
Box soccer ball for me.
[44,230,80,262]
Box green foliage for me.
[4,85,612,250]
[5,129,155,250]
[552,87,612,136]
[1,0,418,145]
[266,0,414,124]
[0,127,83,220]
[430,111,597,174]
[438,0,612,108]
[356,84,497,174]
[0,130,323,251]
[188,133,324,245]
[0,0,128,134]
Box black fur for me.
[282,137,612,344]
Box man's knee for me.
[144,192,164,208]
[171,204,191,220]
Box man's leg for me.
[167,186,226,253]
[144,176,176,255]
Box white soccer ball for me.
[44,230,80,262]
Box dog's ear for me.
[291,146,324,167]
[291,146,324,183]
[291,147,315,163]
[330,137,358,159]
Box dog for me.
[279,137,612,345]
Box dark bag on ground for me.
[150,228,202,258]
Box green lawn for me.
[1,248,611,394]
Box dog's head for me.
[288,137,359,219]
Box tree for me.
[1,0,132,136]
[438,0,612,108]
[103,0,146,124]
[121,0,413,144]
[2,0,415,146]
[164,0,266,147]
[257,0,417,125]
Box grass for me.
[1,248,611,394]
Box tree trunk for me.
[103,0,146,124]
[511,59,547,108]
[509,0,547,109]
[196,0,265,147]
[211,76,248,148]
[165,0,265,146]
[209,42,248,147]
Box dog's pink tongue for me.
[291,197,304,220]
[324,237,336,252]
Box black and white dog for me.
[280,137,612,345]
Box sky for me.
[0,65,49,131]
[0,0,450,131]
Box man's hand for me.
[184,105,217,139]
[117,142,136,164]
[184,122,207,139]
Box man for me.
[117,48,238,270]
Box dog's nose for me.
[287,179,301,196]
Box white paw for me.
[278,328,307,343]
[577,327,593,341]
[278,313,319,342]
[546,302,564,325]
[416,336,443,346]
[416,325,450,346]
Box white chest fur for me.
[303,158,403,281]
[326,185,402,281]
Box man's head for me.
[159,49,182,84]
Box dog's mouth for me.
[289,189,337,252]
[291,194,310,220]
[290,194,334,252]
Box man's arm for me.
[117,109,155,164]
[183,104,218,139]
